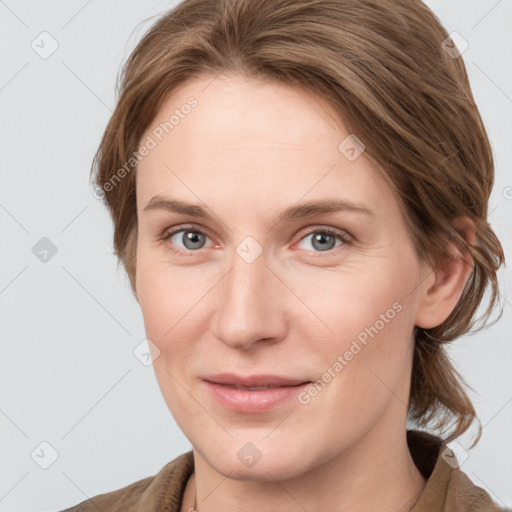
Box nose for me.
[210,247,287,350]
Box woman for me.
[62,0,508,510]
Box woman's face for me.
[135,73,433,480]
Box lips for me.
[203,374,311,413]
[204,373,309,388]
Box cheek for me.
[137,264,201,414]
[298,256,409,332]
[136,255,218,376]
[310,292,412,389]
[296,253,418,382]
[136,243,206,333]
[296,282,415,440]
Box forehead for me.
[135,73,401,224]
[151,73,344,150]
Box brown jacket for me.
[60,429,508,511]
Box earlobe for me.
[414,216,475,330]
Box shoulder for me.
[407,430,509,511]
[58,451,194,512]
[444,463,509,512]
[58,474,154,512]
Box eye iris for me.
[312,233,336,251]
[183,231,204,250]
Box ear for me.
[414,216,475,329]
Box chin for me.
[196,436,316,482]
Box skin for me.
[134,73,475,512]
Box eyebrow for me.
[143,195,375,224]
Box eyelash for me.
[159,224,352,258]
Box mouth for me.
[202,374,311,413]
[217,384,299,391]
[204,373,310,388]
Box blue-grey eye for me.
[172,230,208,251]
[297,230,345,252]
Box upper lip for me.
[204,373,309,388]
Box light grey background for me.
[0,1,511,511]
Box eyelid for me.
[296,224,352,242]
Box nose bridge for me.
[212,239,284,348]
[225,244,270,321]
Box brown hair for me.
[91,0,505,447]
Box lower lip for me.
[204,381,310,413]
